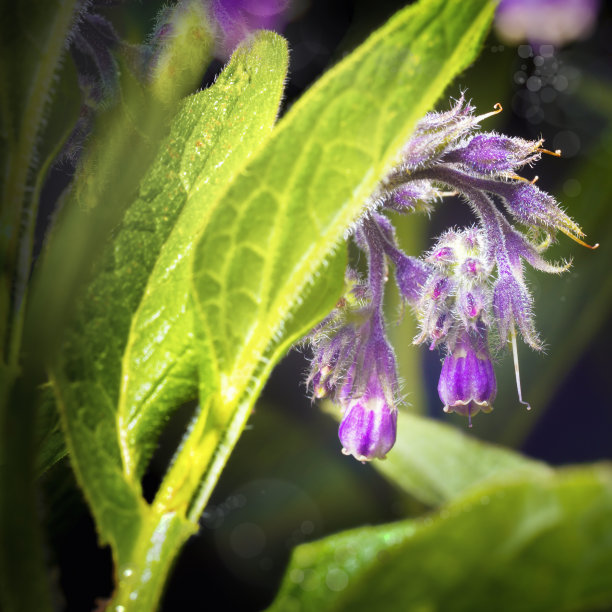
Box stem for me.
[109,510,195,612]
[360,216,388,311]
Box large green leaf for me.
[53,32,289,572]
[375,412,549,506]
[269,464,612,612]
[117,32,289,479]
[25,1,215,364]
[185,0,498,520]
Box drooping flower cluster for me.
[306,94,596,461]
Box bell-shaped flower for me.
[437,329,497,425]
[339,383,398,462]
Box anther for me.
[507,174,535,184]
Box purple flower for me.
[339,391,397,461]
[495,0,600,47]
[438,329,496,426]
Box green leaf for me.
[52,32,289,571]
[186,0,498,519]
[117,31,289,479]
[269,464,612,612]
[375,412,549,506]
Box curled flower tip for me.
[476,102,503,123]
[339,395,397,462]
[558,226,600,250]
[438,330,497,426]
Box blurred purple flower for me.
[495,0,600,47]
[211,0,291,58]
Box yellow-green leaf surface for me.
[118,32,289,479]
[188,0,497,516]
[53,33,289,569]
[269,465,612,612]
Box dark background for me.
[38,1,612,610]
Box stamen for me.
[511,326,531,411]
[477,102,504,122]
[507,173,537,184]
[558,227,600,250]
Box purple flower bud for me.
[431,276,453,301]
[400,95,478,169]
[393,253,431,304]
[432,310,452,343]
[339,392,397,461]
[388,181,440,212]
[462,226,482,250]
[430,246,456,265]
[443,133,541,175]
[461,257,483,278]
[438,330,496,424]
[493,181,583,239]
[457,285,486,325]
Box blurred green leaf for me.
[375,412,549,506]
[51,32,288,587]
[25,2,214,363]
[0,0,79,270]
[0,4,80,610]
[269,464,612,612]
[186,0,498,521]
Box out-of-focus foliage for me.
[270,464,612,612]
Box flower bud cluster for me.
[414,227,493,350]
[306,264,399,462]
[306,94,594,460]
